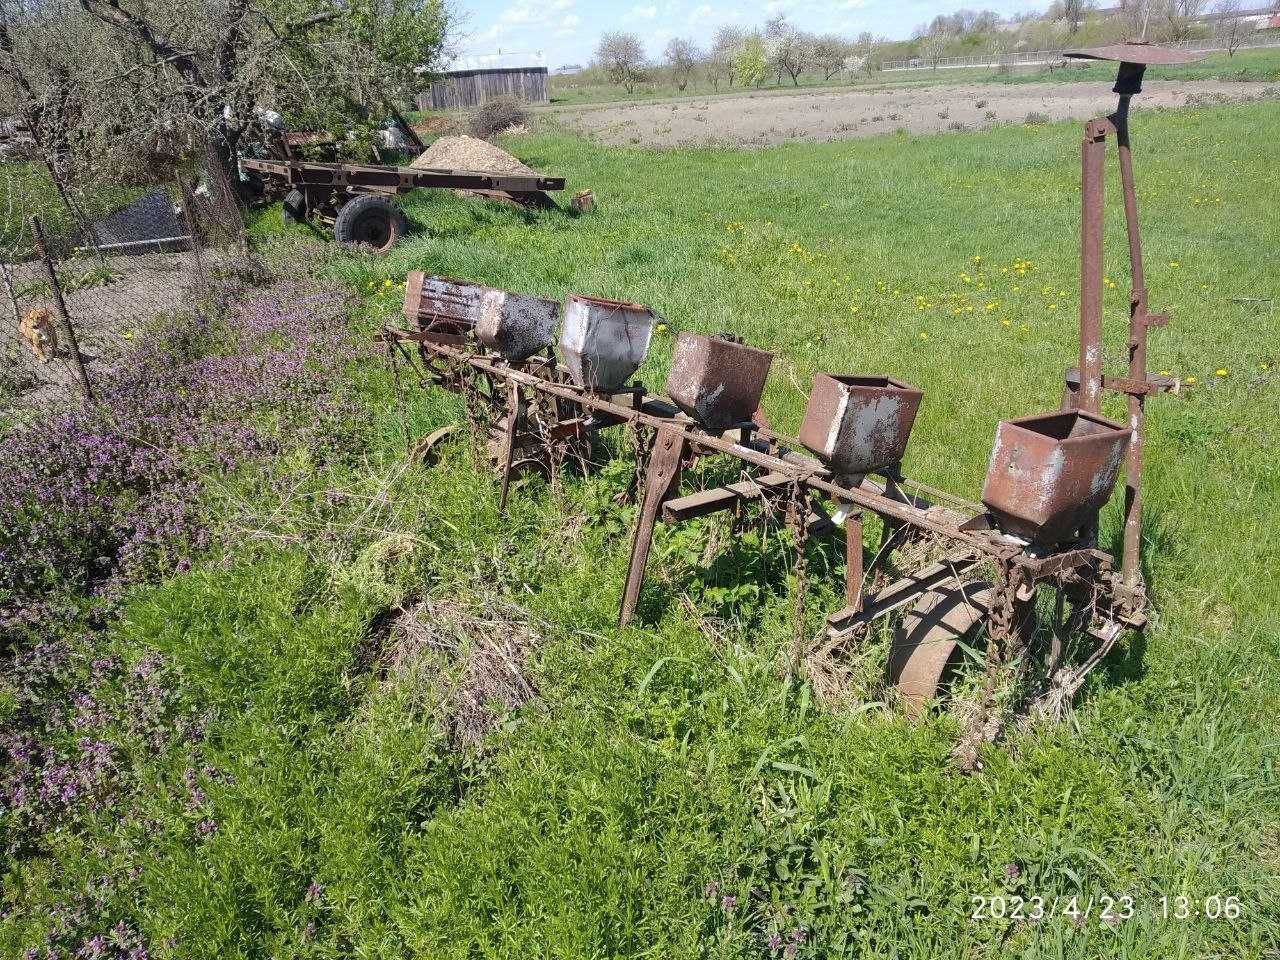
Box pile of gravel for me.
[410,135,536,176]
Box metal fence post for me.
[28,215,94,406]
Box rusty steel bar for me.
[1077,119,1108,416]
[620,424,686,625]
[418,340,1002,554]
[845,511,865,611]
[497,380,521,512]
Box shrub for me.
[1024,111,1050,125]
[466,96,531,141]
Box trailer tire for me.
[333,194,407,253]
[281,190,307,226]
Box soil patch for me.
[555,79,1277,148]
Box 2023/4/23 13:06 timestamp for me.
[970,895,1244,923]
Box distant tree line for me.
[586,0,1256,96]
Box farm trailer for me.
[239,157,567,253]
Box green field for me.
[545,46,1280,108]
[6,98,1280,957]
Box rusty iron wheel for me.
[889,580,993,716]
[410,426,459,466]
[333,194,407,253]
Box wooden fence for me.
[420,68,549,111]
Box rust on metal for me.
[619,424,686,626]
[404,273,560,361]
[799,374,923,479]
[665,332,774,431]
[981,410,1131,546]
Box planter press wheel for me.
[889,580,994,716]
[333,193,407,253]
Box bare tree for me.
[664,37,698,91]
[596,31,647,94]
[811,34,851,81]
[1213,0,1247,53]
[710,25,744,87]
[1062,0,1090,32]
[920,33,949,69]
[1165,0,1207,40]
[853,32,883,76]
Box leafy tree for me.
[4,0,453,203]
[596,31,647,93]
[734,33,768,89]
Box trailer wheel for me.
[333,194,407,253]
[282,189,307,226]
[889,581,993,716]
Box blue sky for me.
[453,0,1051,69]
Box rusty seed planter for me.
[385,43,1195,740]
[982,410,1131,546]
[665,333,774,432]
[799,375,923,480]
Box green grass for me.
[544,47,1280,109]
[9,99,1280,957]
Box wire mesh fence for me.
[1,148,264,420]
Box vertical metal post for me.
[1114,102,1146,588]
[1077,119,1108,416]
[29,215,94,406]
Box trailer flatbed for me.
[240,156,566,253]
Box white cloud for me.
[555,12,581,36]
[626,4,659,19]
[473,0,578,46]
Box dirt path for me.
[552,79,1277,148]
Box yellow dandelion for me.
[986,302,997,311]
[1215,368,1227,377]
[383,279,393,288]
[1185,376,1197,384]
[919,332,929,340]
[1159,369,1171,376]
[656,323,668,333]
[1168,261,1180,268]
[1001,319,1011,326]
[1048,303,1058,310]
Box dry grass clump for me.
[385,595,545,750]
[466,95,531,141]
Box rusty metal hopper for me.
[665,333,774,432]
[981,410,1131,545]
[559,294,656,394]
[799,375,923,478]
[403,272,559,361]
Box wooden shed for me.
[419,53,549,111]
